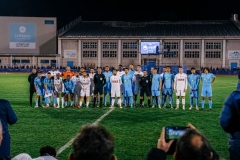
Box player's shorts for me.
[162,88,173,95]
[140,88,151,97]
[176,90,186,96]
[81,89,90,97]
[36,88,43,96]
[151,90,160,96]
[201,87,212,97]
[74,87,81,97]
[134,85,141,95]
[190,90,198,98]
[111,90,121,97]
[94,86,103,95]
[123,89,133,97]
[64,89,74,96]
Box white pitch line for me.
[56,108,115,155]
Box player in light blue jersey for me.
[103,66,113,106]
[122,68,133,108]
[63,75,75,107]
[161,66,174,108]
[201,67,216,110]
[151,68,162,108]
[129,64,135,94]
[188,67,200,110]
[43,72,54,108]
[34,72,43,108]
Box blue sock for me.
[196,98,199,106]
[45,97,49,104]
[104,95,106,104]
[201,100,205,108]
[124,97,127,106]
[152,96,155,105]
[190,97,193,106]
[209,100,212,109]
[35,100,38,105]
[169,96,173,107]
[158,97,161,106]
[129,97,133,108]
[65,101,67,106]
[71,101,74,106]
[54,97,57,104]
[163,95,166,107]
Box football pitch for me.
[0,73,237,160]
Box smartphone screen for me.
[165,126,189,140]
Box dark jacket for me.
[0,99,18,159]
[28,72,37,91]
[220,81,240,147]
[93,73,106,86]
[147,148,219,160]
[139,75,152,89]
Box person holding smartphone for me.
[146,124,219,160]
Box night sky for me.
[0,0,239,29]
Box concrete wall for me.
[0,16,56,55]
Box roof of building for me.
[58,20,240,38]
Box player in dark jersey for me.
[139,70,152,108]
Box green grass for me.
[0,73,237,160]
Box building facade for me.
[58,15,240,69]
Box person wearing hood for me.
[220,71,240,160]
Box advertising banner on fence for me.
[64,50,77,58]
[228,50,240,59]
[9,23,36,49]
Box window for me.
[21,60,30,63]
[163,42,179,50]
[102,42,117,49]
[163,51,178,58]
[12,60,20,63]
[102,51,117,58]
[82,51,97,57]
[40,60,49,63]
[45,20,54,24]
[184,42,200,49]
[122,42,138,49]
[123,51,137,58]
[206,51,221,58]
[82,42,97,49]
[205,42,221,50]
[184,51,200,58]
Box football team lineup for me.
[0,73,236,159]
[31,65,216,110]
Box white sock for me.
[61,97,64,106]
[118,99,121,107]
[57,98,60,106]
[111,98,115,106]
[80,101,82,107]
[176,99,180,107]
[86,102,89,107]
[182,99,185,106]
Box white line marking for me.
[56,108,115,155]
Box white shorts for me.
[111,90,121,97]
[81,89,90,97]
[176,90,186,96]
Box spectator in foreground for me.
[220,72,240,160]
[33,145,57,160]
[69,124,116,160]
[147,124,220,160]
[0,99,18,159]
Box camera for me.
[165,126,189,140]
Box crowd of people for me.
[28,64,216,110]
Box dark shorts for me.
[140,88,151,97]
[94,86,103,95]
